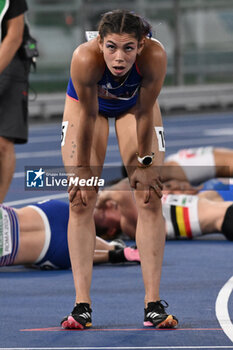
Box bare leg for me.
[0,137,15,202]
[134,186,166,303]
[62,97,109,305]
[95,236,115,250]
[68,201,97,304]
[115,101,166,306]
[93,250,110,264]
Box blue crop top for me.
[67,63,142,118]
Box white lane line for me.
[28,125,233,142]
[205,128,233,136]
[165,136,233,148]
[15,145,119,160]
[15,135,233,161]
[164,124,233,136]
[13,172,25,178]
[13,161,122,179]
[163,113,233,124]
[16,150,61,159]
[27,125,233,142]
[4,193,68,207]
[29,123,61,131]
[28,125,116,135]
[1,346,233,350]
[216,276,233,343]
[27,136,60,143]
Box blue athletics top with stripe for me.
[67,63,142,118]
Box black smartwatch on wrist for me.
[137,152,155,166]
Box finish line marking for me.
[20,327,221,332]
[216,275,233,343]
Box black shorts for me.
[0,55,30,144]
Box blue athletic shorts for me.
[31,200,70,270]
[200,179,233,201]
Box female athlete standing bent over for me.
[61,9,178,329]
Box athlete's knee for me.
[134,188,162,212]
[69,190,97,215]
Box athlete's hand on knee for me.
[67,166,98,205]
[130,167,163,203]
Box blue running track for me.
[1,110,233,349]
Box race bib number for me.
[163,194,197,207]
[0,207,12,257]
[85,31,98,41]
[61,121,68,147]
[155,126,165,151]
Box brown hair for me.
[98,9,152,42]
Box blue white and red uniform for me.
[67,63,142,118]
[0,200,71,269]
[1,180,233,269]
[30,200,70,269]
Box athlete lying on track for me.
[0,199,140,269]
[95,178,233,241]
[162,146,233,184]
